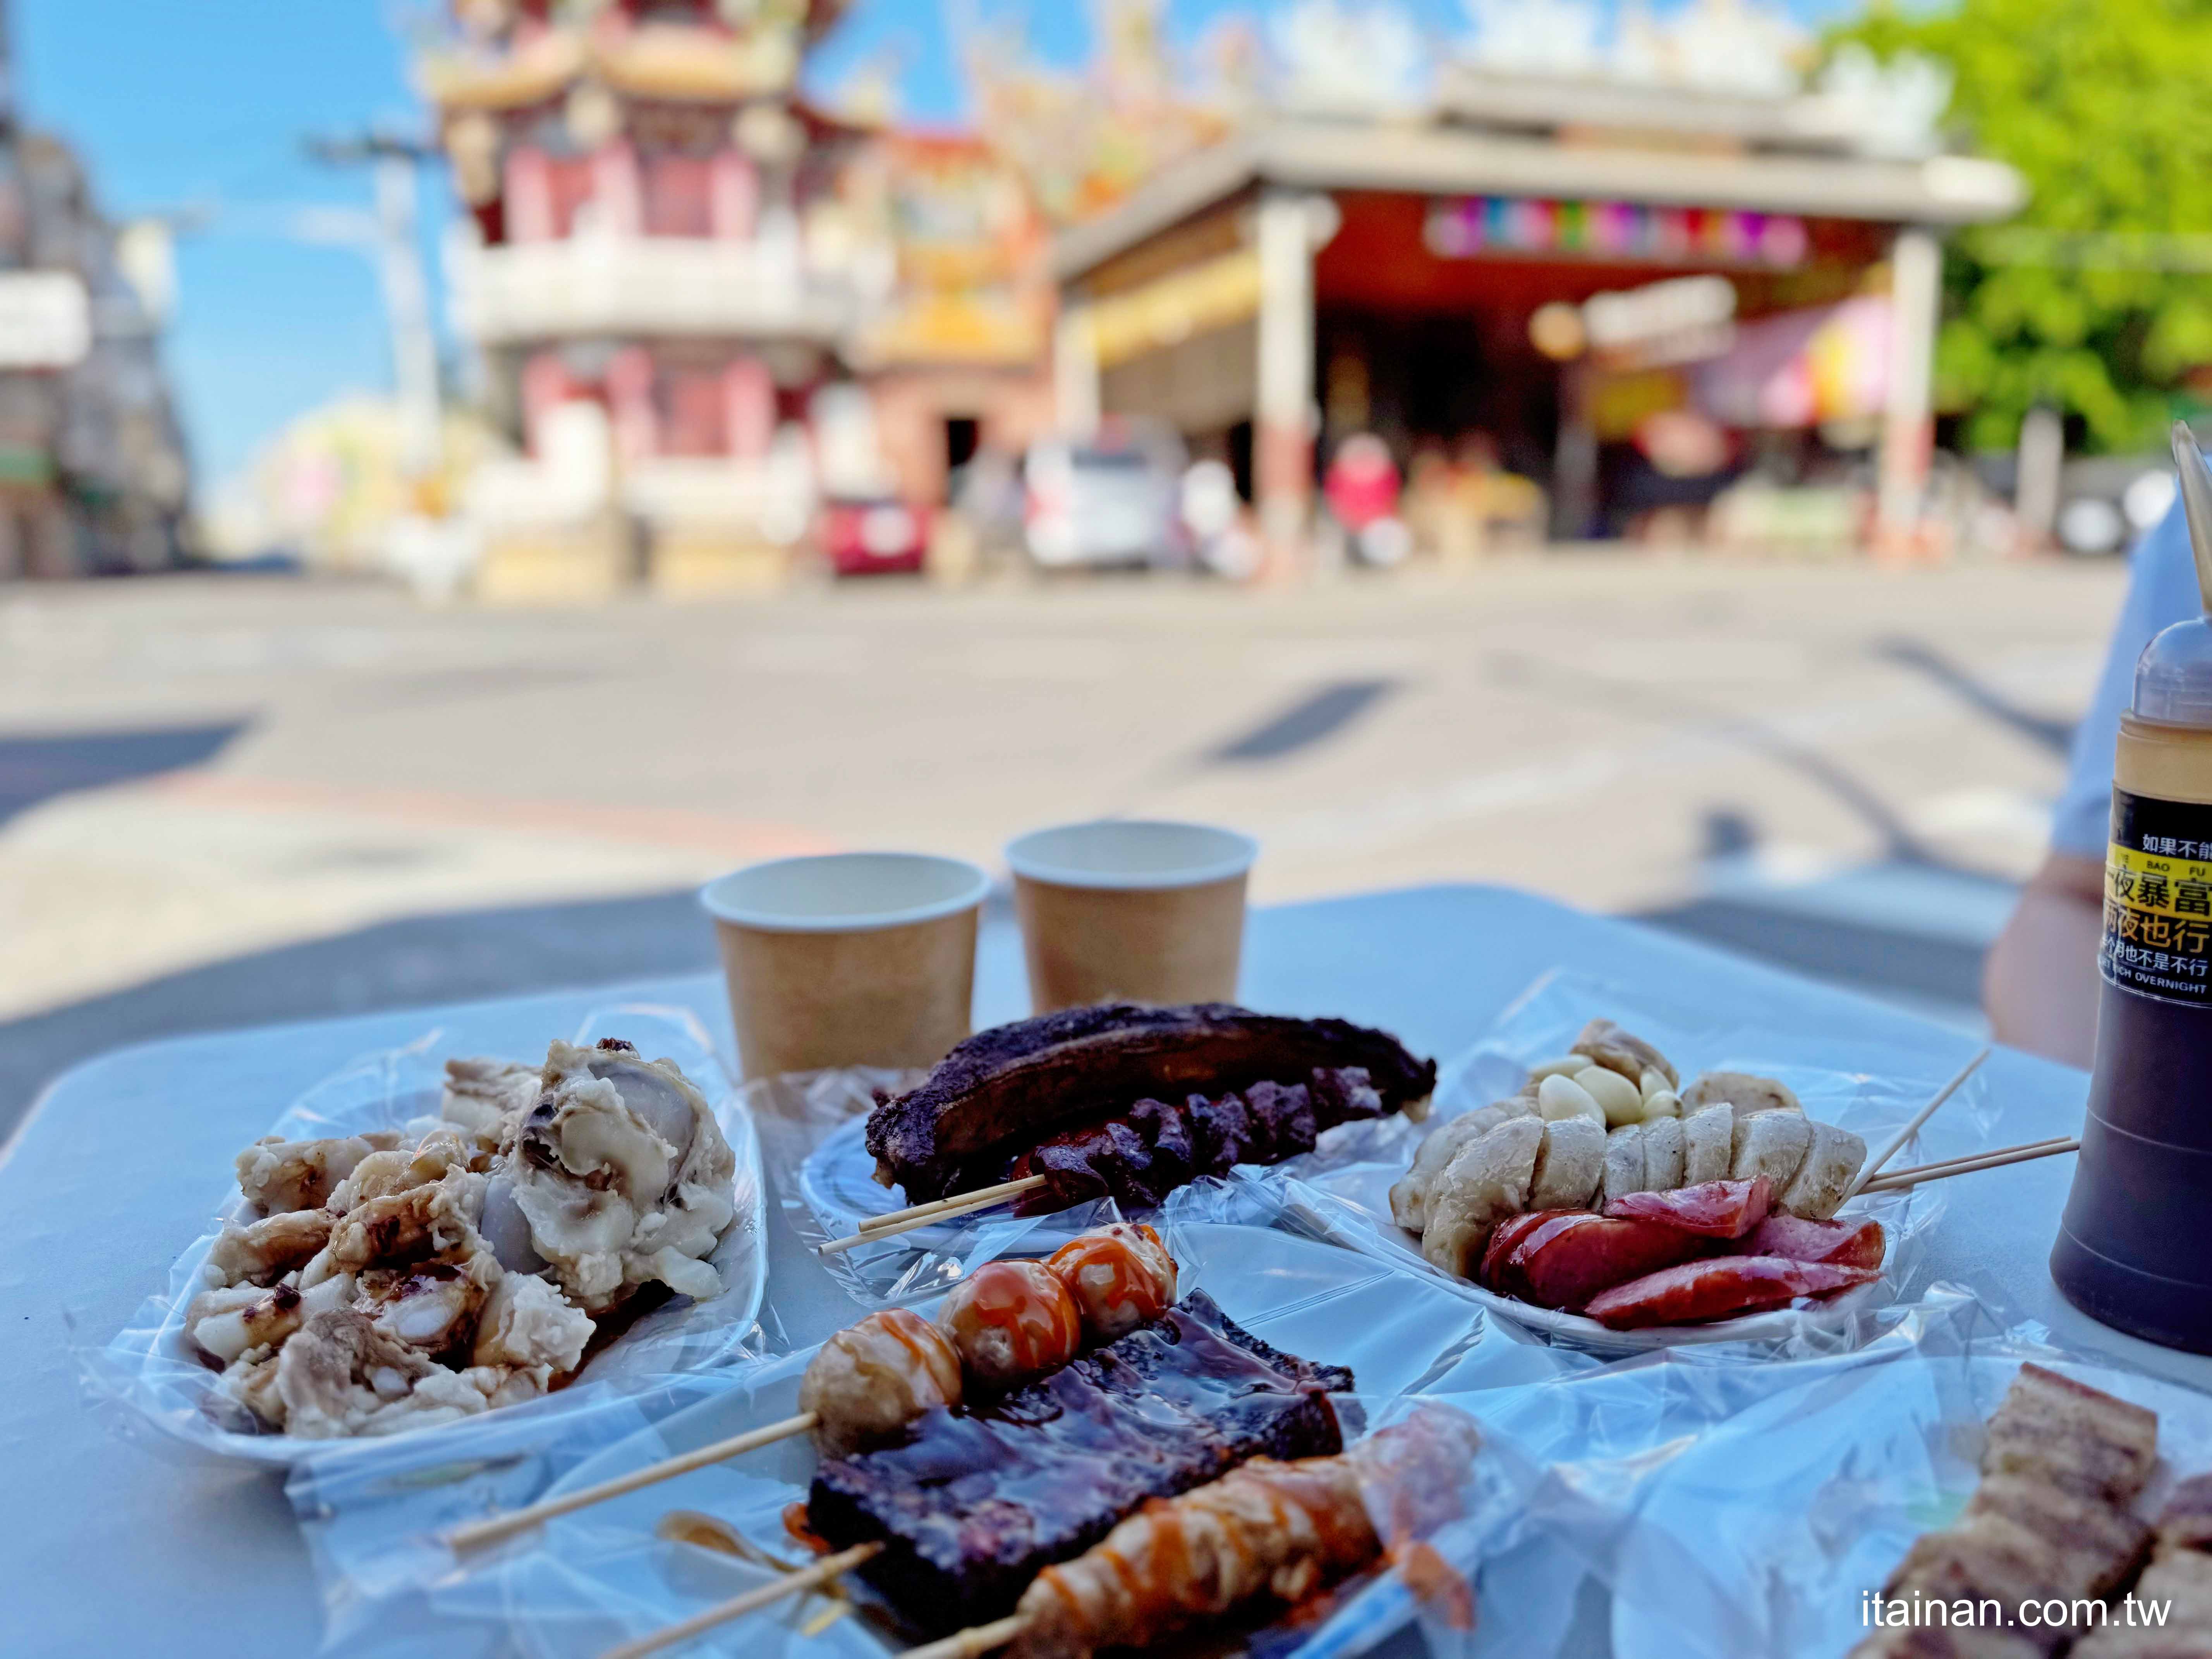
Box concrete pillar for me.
[1053,304,1099,441]
[1256,187,1318,564]
[1552,362,1598,541]
[1877,225,1941,555]
[2015,404,2063,549]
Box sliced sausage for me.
[1640,1113,1685,1190]
[1601,1122,1649,1206]
[1604,1176,1771,1238]
[1776,1120,1868,1221]
[1476,1209,1560,1291]
[1681,1104,1734,1185]
[1389,1108,1494,1232]
[1682,1071,1802,1118]
[1584,1255,1880,1330]
[1738,1214,1885,1270]
[1422,1115,1543,1278]
[1529,1116,1606,1212]
[1508,1214,1714,1311]
[1731,1109,1813,1191]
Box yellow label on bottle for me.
[2102,789,2212,1002]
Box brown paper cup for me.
[1006,820,1259,1013]
[700,853,990,1082]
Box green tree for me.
[1837,0,2212,452]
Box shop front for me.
[1049,96,2022,563]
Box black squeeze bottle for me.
[2051,422,2212,1353]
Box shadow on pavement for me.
[1205,678,1398,763]
[1633,893,1990,1013]
[1875,637,2076,757]
[1632,808,2008,1025]
[0,721,248,827]
[0,885,718,1144]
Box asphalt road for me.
[0,555,2126,1138]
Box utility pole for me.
[305,131,441,478]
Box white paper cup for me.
[701,852,990,1081]
[1005,819,1259,1013]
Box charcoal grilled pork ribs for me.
[804,1289,1352,1635]
[865,1003,1436,1206]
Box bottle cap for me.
[2134,425,2212,727]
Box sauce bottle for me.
[2051,422,2212,1353]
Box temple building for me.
[417,0,1050,598]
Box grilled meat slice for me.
[865,1004,1434,1203]
[804,1289,1352,1636]
[1851,1365,2159,1658]
[2074,1474,2212,1658]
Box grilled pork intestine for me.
[357,1255,500,1357]
[505,1039,737,1314]
[470,1271,594,1382]
[327,1128,489,1212]
[193,1037,737,1438]
[234,1133,397,1214]
[1011,1408,1482,1659]
[210,1208,335,1288]
[246,1309,525,1438]
[439,1056,541,1147]
[1395,1022,1869,1279]
[186,1277,352,1366]
[313,1167,490,1281]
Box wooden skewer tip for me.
[901,1613,1028,1659]
[821,1182,1037,1255]
[1857,1136,2078,1195]
[445,1410,819,1553]
[859,1174,1048,1233]
[1844,1045,1992,1201]
[598,1540,882,1659]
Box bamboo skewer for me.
[1843,1046,1992,1202]
[902,1614,1028,1659]
[859,1174,1049,1233]
[1861,1132,2076,1185]
[598,1541,881,1659]
[820,1183,1038,1255]
[1856,1136,2079,1196]
[445,1411,819,1552]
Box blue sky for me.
[14,0,1851,499]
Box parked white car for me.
[1023,425,1187,569]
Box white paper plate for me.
[102,1022,769,1469]
[507,1223,1503,1659]
[1608,1355,2212,1659]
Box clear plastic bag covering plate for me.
[1273,969,2002,1353]
[82,1004,769,1468]
[750,1065,1133,1307]
[760,1046,1446,1310]
[295,1222,1599,1659]
[1420,1287,2212,1659]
